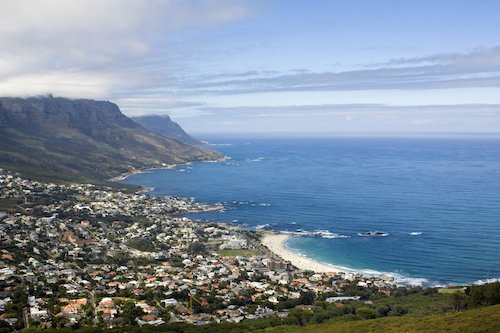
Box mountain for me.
[0,97,222,183]
[131,115,201,145]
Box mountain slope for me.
[131,115,201,145]
[0,97,221,183]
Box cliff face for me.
[131,115,201,145]
[0,97,221,183]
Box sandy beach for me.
[261,233,346,273]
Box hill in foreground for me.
[273,304,500,333]
[0,97,222,184]
[16,304,500,333]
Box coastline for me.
[109,156,229,183]
[110,158,437,286]
[261,232,348,273]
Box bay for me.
[122,136,500,286]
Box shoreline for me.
[109,156,229,183]
[108,156,432,286]
[261,232,349,274]
[109,158,430,286]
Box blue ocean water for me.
[122,137,500,286]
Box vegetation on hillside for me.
[6,283,500,333]
[274,304,500,333]
[0,97,221,184]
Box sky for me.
[1,0,500,135]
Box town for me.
[0,168,398,331]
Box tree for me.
[466,281,500,307]
[52,316,70,329]
[289,308,313,326]
[452,292,467,312]
[355,307,377,319]
[298,290,316,305]
[0,320,12,333]
[120,301,144,325]
[188,242,206,254]
[377,305,390,317]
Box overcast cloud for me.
[167,47,500,94]
[0,0,250,97]
[1,1,500,134]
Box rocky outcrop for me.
[131,115,201,145]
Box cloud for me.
[168,47,500,94]
[0,0,251,97]
[199,103,500,117]
[2,0,499,135]
[173,103,500,134]
[116,96,208,118]
[0,71,124,99]
[383,46,500,69]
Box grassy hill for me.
[273,304,500,333]
[18,305,500,333]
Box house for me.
[220,238,247,250]
[325,296,361,303]
[161,298,178,307]
[137,314,165,326]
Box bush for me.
[466,281,500,307]
[377,305,390,317]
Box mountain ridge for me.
[0,96,222,184]
[131,114,201,145]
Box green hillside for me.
[273,304,500,333]
[17,305,500,333]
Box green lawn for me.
[217,249,260,257]
[438,287,466,294]
[207,240,224,246]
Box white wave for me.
[323,234,351,239]
[207,143,233,146]
[472,278,500,285]
[389,275,430,287]
[259,203,271,206]
[246,157,265,162]
[282,235,434,287]
[255,224,270,230]
[409,231,423,236]
[283,229,350,239]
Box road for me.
[89,290,98,326]
[22,307,29,329]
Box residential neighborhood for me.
[0,168,397,330]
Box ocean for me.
[122,136,500,286]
